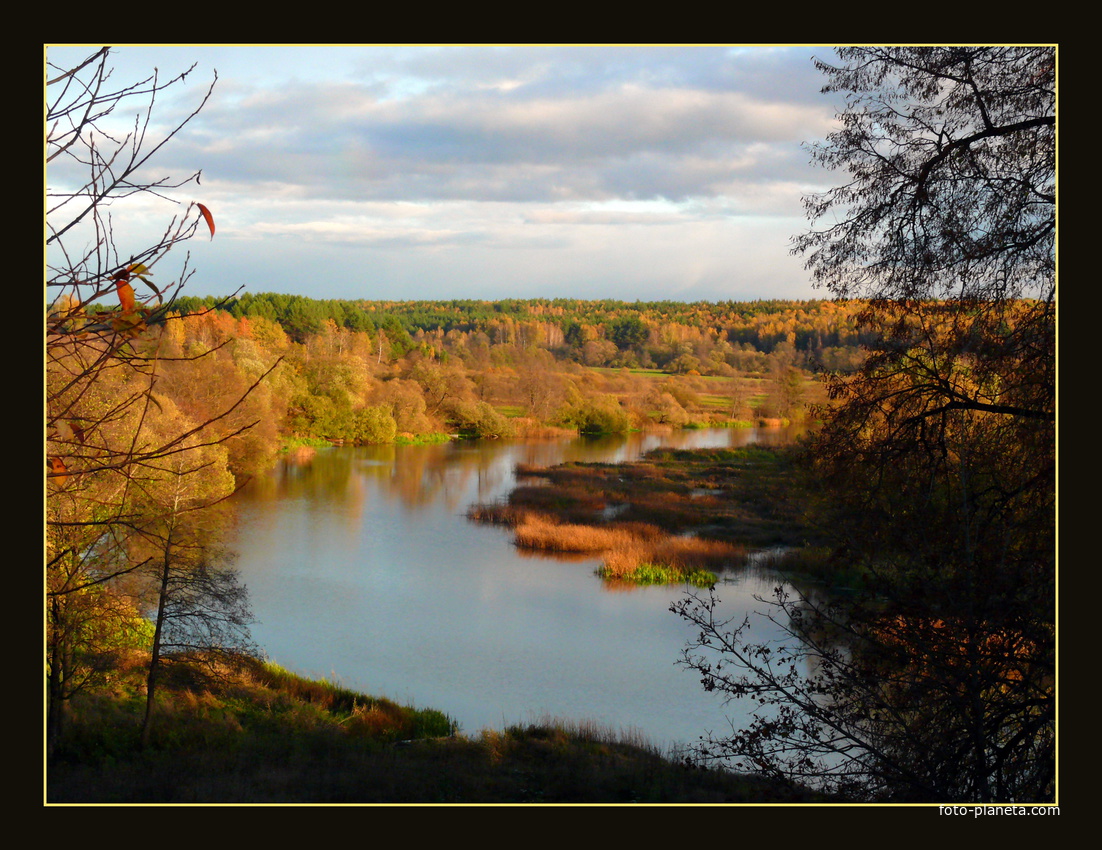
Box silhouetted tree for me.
[675,47,1055,803]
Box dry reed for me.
[512,514,742,582]
[513,517,660,553]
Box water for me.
[228,427,798,753]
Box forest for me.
[46,47,1055,804]
[123,293,865,454]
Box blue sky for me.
[46,45,846,304]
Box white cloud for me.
[47,45,843,302]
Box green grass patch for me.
[589,366,668,378]
[597,562,717,587]
[394,431,452,446]
[281,436,332,451]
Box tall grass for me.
[512,517,664,553]
[468,445,820,585]
[509,515,740,586]
[48,658,828,803]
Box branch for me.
[914,119,1053,203]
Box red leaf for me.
[196,202,215,239]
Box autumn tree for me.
[127,429,253,746]
[46,48,267,747]
[676,47,1055,802]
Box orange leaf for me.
[196,203,215,239]
[49,457,68,482]
[116,278,136,312]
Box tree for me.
[675,47,1055,802]
[674,553,1054,801]
[46,48,267,747]
[130,438,254,746]
[609,315,648,351]
[793,46,1055,425]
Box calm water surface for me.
[228,427,798,753]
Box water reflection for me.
[229,427,800,751]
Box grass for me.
[588,366,668,378]
[504,446,818,547]
[513,516,665,553]
[394,431,452,446]
[597,562,718,587]
[281,436,332,450]
[510,516,738,583]
[47,654,826,803]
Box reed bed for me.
[510,514,742,587]
[466,503,531,527]
[468,445,818,586]
[512,516,663,553]
[602,535,744,573]
[506,484,609,524]
[598,536,742,586]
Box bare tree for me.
[46,48,265,748]
[129,445,255,746]
[674,577,1054,801]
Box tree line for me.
[172,292,874,368]
[146,295,833,448]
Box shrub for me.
[352,405,397,444]
[559,395,631,434]
[447,400,515,439]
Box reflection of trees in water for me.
[380,444,516,512]
[237,428,800,549]
[245,442,512,519]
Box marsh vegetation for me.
[470,444,819,587]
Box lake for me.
[228,427,800,754]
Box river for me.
[227,427,799,754]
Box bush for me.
[559,395,631,434]
[352,405,398,444]
[446,400,515,439]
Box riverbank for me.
[228,428,821,751]
[47,654,825,804]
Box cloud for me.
[156,47,836,206]
[48,45,840,302]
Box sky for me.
[46,45,847,304]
